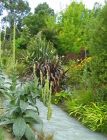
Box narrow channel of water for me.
[35,100,107,140]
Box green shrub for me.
[16,62,26,77]
[66,60,82,88]
[70,89,94,105]
[2,56,15,75]
[52,91,71,105]
[94,86,107,102]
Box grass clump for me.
[37,132,53,140]
[82,102,107,133]
[64,89,107,134]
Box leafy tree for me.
[58,2,92,54]
[34,2,54,16]
[93,2,107,54]
[1,0,30,41]
[42,16,59,49]
[3,0,30,27]
[22,2,58,50]
[0,0,31,54]
[23,13,47,36]
[23,2,54,36]
[0,2,4,16]
[86,2,107,99]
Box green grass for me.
[64,89,107,134]
[82,102,107,133]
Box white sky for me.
[27,0,105,13]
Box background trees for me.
[3,0,30,29]
[89,2,107,99]
[23,2,54,36]
[57,2,90,54]
[0,0,106,88]
[0,0,31,52]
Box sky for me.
[27,0,105,13]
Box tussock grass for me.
[38,132,54,140]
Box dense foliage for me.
[0,0,107,137]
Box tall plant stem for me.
[12,20,16,70]
[4,16,7,41]
[0,27,1,66]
